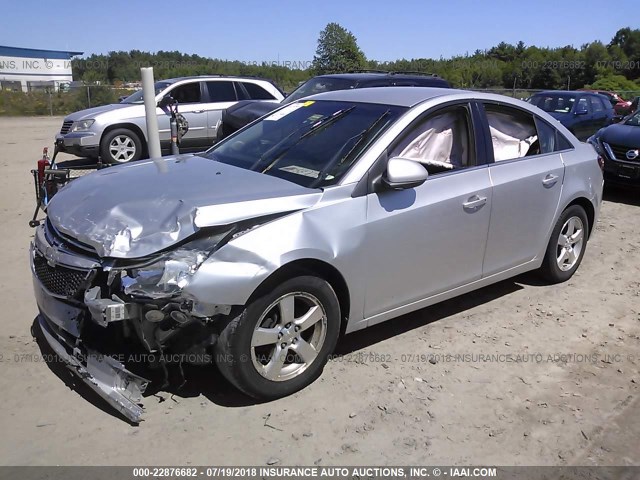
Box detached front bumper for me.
[30,222,226,422]
[30,225,150,423]
[34,276,149,423]
[55,132,100,158]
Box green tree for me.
[588,74,640,93]
[311,22,367,74]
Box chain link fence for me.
[2,84,639,116]
[0,85,137,116]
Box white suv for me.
[55,76,284,163]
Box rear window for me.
[206,81,237,102]
[529,94,576,113]
[590,96,605,113]
[242,82,276,100]
[284,77,357,104]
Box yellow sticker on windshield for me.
[302,101,315,106]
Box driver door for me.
[363,103,492,319]
[158,81,209,150]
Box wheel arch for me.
[564,196,596,239]
[100,123,148,159]
[248,259,351,334]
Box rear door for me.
[204,80,240,143]
[589,95,609,133]
[573,96,593,141]
[479,103,565,276]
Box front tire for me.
[539,205,589,283]
[215,276,341,400]
[100,128,142,164]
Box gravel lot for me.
[0,116,638,466]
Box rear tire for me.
[539,205,589,284]
[100,128,142,164]
[215,276,340,400]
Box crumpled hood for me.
[47,154,321,259]
[64,103,131,121]
[599,123,640,147]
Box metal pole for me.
[141,67,161,159]
[87,86,91,107]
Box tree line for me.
[72,25,640,94]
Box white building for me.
[0,45,83,92]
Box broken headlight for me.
[121,228,233,298]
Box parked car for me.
[54,76,285,163]
[589,108,640,186]
[629,96,640,115]
[527,91,616,141]
[578,89,632,115]
[217,71,451,139]
[33,87,602,422]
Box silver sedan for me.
[32,87,603,422]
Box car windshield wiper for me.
[309,110,391,188]
[259,106,356,174]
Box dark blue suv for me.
[218,71,450,139]
[528,91,616,141]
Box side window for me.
[242,82,276,100]
[534,118,556,154]
[484,104,538,162]
[576,97,590,113]
[167,82,202,104]
[534,117,573,153]
[206,81,237,102]
[234,82,250,100]
[590,96,604,113]
[390,105,474,175]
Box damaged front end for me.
[31,220,234,423]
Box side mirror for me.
[157,95,175,108]
[381,157,429,190]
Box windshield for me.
[284,78,358,104]
[625,110,640,126]
[201,100,406,188]
[529,94,576,113]
[121,81,172,104]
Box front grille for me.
[60,120,73,135]
[605,142,640,162]
[33,253,91,298]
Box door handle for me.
[462,195,487,211]
[542,174,559,187]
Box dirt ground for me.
[0,116,638,466]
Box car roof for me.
[306,86,469,107]
[535,90,604,97]
[162,75,274,84]
[317,72,442,80]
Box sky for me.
[1,0,638,63]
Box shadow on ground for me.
[603,183,640,207]
[31,275,528,423]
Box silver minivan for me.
[55,75,284,163]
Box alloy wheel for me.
[556,216,585,272]
[250,292,327,382]
[109,135,137,162]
